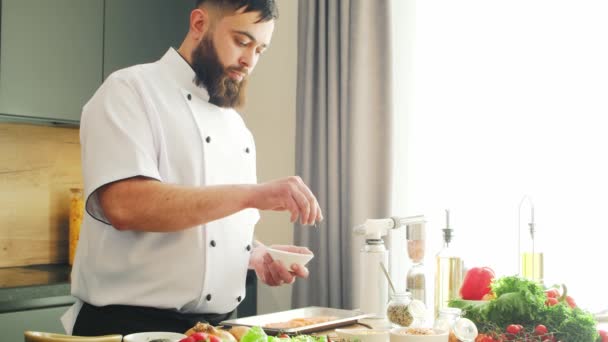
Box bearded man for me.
[64,0,322,335]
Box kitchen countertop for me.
[0,264,75,313]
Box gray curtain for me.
[293,0,394,309]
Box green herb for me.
[241,327,328,342]
[448,275,599,342]
[241,326,268,342]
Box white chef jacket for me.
[62,48,260,333]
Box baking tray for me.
[220,306,372,335]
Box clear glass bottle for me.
[434,209,464,316]
[519,197,544,284]
[386,292,413,327]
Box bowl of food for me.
[266,247,314,269]
[335,328,391,342]
[389,327,449,342]
[123,332,186,342]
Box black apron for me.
[73,302,234,336]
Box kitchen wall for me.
[241,0,299,314]
[0,123,82,267]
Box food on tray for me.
[184,322,237,342]
[263,316,338,329]
[241,326,328,342]
[229,326,252,341]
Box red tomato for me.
[180,337,196,342]
[565,295,577,308]
[190,333,209,342]
[506,324,522,335]
[545,297,559,306]
[545,288,560,298]
[460,267,495,300]
[476,335,495,342]
[189,332,221,342]
[599,330,608,342]
[207,335,222,342]
[534,324,548,335]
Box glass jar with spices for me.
[406,221,427,303]
[387,292,414,327]
[407,263,426,304]
[407,221,426,263]
[69,188,84,265]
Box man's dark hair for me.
[195,0,278,22]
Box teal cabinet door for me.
[0,0,104,124]
[103,0,192,79]
[0,306,71,342]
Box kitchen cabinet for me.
[103,0,192,79]
[0,0,104,125]
[0,0,191,125]
[0,305,71,342]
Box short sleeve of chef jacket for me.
[80,73,161,224]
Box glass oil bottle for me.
[519,196,543,284]
[434,209,464,316]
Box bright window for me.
[392,0,608,313]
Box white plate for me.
[123,332,186,342]
[266,247,314,268]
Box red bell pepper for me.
[460,266,495,300]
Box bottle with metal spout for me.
[434,209,464,316]
[519,196,543,284]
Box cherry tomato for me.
[565,295,577,308]
[189,333,209,342]
[545,297,559,306]
[207,335,222,342]
[545,288,560,298]
[279,334,289,338]
[534,324,548,335]
[180,337,196,342]
[506,324,522,335]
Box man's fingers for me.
[271,260,295,284]
[290,188,310,225]
[286,197,299,223]
[291,264,310,278]
[296,182,319,225]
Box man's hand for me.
[247,176,323,225]
[249,244,312,286]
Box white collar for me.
[159,47,211,102]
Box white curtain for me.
[392,0,608,314]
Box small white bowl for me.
[335,328,391,342]
[389,327,449,342]
[123,332,186,342]
[266,247,314,269]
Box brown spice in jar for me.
[407,239,425,262]
[387,303,413,327]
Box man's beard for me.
[191,36,248,108]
